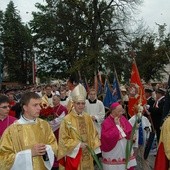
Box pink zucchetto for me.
[110,102,120,109]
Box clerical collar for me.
[47,94,53,98]
[73,108,83,116]
[88,99,97,104]
[20,115,36,124]
[77,113,83,117]
[61,96,68,101]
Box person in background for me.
[52,85,60,96]
[52,95,68,119]
[6,91,16,107]
[85,88,105,138]
[0,92,58,170]
[120,86,129,118]
[60,83,66,91]
[6,90,17,117]
[101,102,137,170]
[150,88,166,142]
[9,102,22,119]
[58,84,100,170]
[48,95,68,170]
[35,85,43,97]
[120,86,129,103]
[60,89,69,107]
[41,84,54,107]
[13,89,22,102]
[143,87,155,118]
[161,77,170,125]
[129,105,155,169]
[7,89,22,119]
[0,95,17,138]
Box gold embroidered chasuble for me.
[0,118,58,170]
[58,110,101,170]
[160,117,170,160]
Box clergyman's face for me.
[45,87,52,95]
[23,98,41,120]
[111,105,124,118]
[73,101,85,114]
[52,96,60,106]
[89,91,96,101]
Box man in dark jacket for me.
[150,88,166,142]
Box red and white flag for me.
[128,61,147,117]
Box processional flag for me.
[112,75,121,102]
[128,60,147,117]
[103,80,113,108]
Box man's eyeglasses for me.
[75,102,85,105]
[0,105,11,109]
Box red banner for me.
[128,61,146,117]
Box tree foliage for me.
[0,10,3,83]
[1,0,170,86]
[127,24,170,83]
[1,1,34,84]
[30,0,142,82]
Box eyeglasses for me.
[0,105,11,109]
[75,102,85,105]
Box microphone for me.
[43,152,49,161]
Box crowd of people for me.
[0,77,169,170]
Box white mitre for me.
[71,83,87,102]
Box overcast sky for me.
[0,0,170,32]
[138,0,170,32]
[0,0,45,22]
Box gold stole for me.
[78,116,94,170]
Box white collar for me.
[18,115,36,124]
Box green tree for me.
[30,0,142,82]
[128,29,169,83]
[2,1,34,84]
[0,10,3,86]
